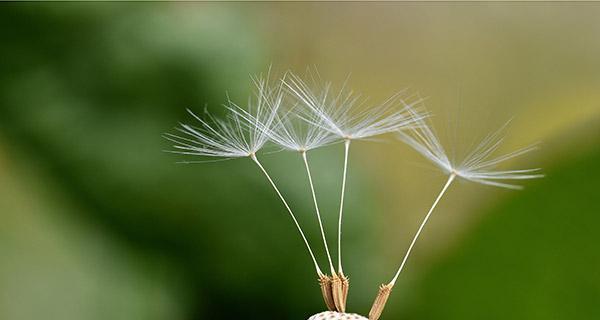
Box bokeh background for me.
[1,3,599,320]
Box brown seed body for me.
[318,275,336,311]
[330,273,345,312]
[368,283,393,320]
[340,273,350,310]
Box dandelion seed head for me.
[284,72,427,141]
[398,111,544,189]
[267,111,338,152]
[165,74,281,159]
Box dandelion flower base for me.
[308,311,368,320]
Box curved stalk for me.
[389,173,456,285]
[337,139,351,274]
[369,173,456,320]
[251,154,323,276]
[302,151,336,274]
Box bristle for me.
[368,283,393,320]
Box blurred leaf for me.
[0,143,187,320]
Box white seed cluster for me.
[308,311,368,320]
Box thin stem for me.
[337,139,351,274]
[251,154,323,276]
[302,151,336,275]
[389,173,456,286]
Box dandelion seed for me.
[165,74,326,279]
[255,82,339,278]
[284,72,426,309]
[250,79,345,309]
[368,112,543,320]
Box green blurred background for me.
[1,3,599,320]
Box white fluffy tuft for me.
[397,112,543,189]
[165,74,281,159]
[284,72,426,141]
